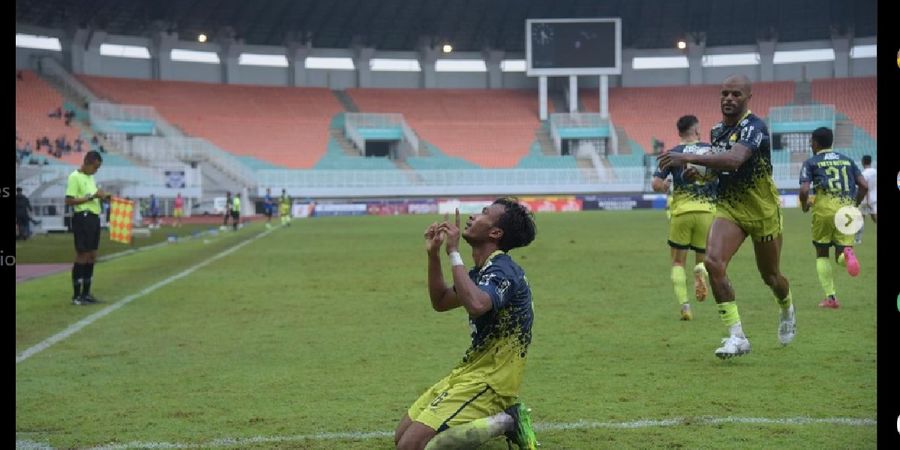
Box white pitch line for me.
[16,228,275,365]
[12,416,873,450]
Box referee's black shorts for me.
[72,211,101,252]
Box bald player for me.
[658,75,794,359]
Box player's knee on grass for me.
[396,422,435,450]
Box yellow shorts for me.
[811,211,854,248]
[173,208,183,218]
[669,211,714,252]
[717,208,783,242]
[407,374,515,432]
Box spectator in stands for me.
[16,187,35,240]
[64,109,75,126]
[16,70,23,80]
[75,138,83,153]
[65,150,110,305]
[91,135,99,146]
[48,107,62,118]
[856,155,877,244]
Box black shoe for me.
[80,294,101,304]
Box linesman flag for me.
[109,197,135,244]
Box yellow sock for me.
[718,302,740,327]
[816,257,836,298]
[671,265,688,305]
[837,251,846,267]
[775,289,793,312]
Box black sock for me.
[83,263,95,296]
[72,263,84,298]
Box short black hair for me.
[83,150,103,164]
[862,155,872,165]
[676,115,699,135]
[493,197,536,252]
[811,127,833,149]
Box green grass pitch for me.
[16,209,877,449]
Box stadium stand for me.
[16,70,84,165]
[78,76,342,169]
[582,81,795,157]
[811,77,876,139]
[348,89,541,168]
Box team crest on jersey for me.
[479,273,496,286]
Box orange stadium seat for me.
[77,76,344,169]
[811,77,876,139]
[582,81,795,153]
[16,70,84,165]
[347,89,541,168]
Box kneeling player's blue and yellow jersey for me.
[452,250,533,397]
[710,111,782,240]
[408,250,533,431]
[800,149,862,246]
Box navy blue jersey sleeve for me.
[799,158,815,184]
[849,159,862,181]
[475,263,515,313]
[653,166,670,179]
[736,121,765,152]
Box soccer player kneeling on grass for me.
[395,198,538,450]
[65,150,109,306]
[799,127,868,309]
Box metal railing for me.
[35,56,99,103]
[17,164,202,199]
[344,113,419,155]
[256,167,649,198]
[130,136,257,187]
[89,102,160,123]
[549,113,615,156]
[767,104,836,123]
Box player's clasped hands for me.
[434,208,460,254]
[424,222,444,254]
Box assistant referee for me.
[65,151,109,305]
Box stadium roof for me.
[16,0,877,52]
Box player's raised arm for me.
[440,208,494,318]
[425,220,461,312]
